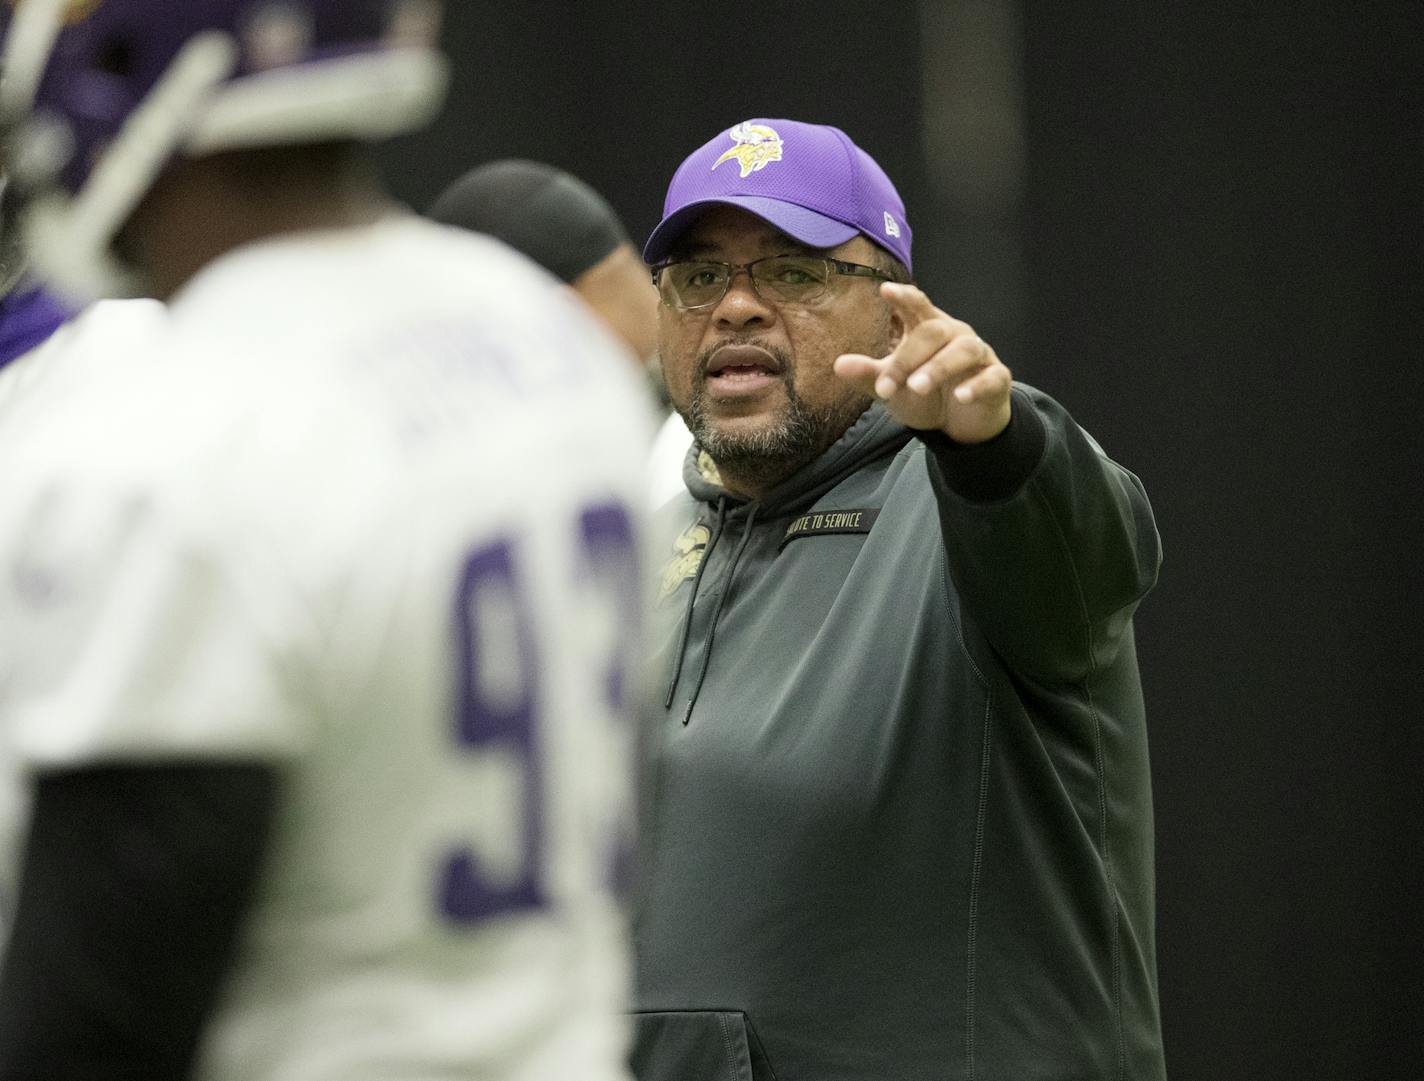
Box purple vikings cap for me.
[643,118,913,273]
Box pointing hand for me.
[833,283,1012,444]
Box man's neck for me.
[150,195,390,301]
[708,456,806,502]
[696,400,874,502]
[130,149,390,301]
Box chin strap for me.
[23,31,240,301]
[5,4,447,303]
[0,0,65,120]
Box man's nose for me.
[712,267,775,330]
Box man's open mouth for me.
[705,345,783,387]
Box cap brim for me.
[643,196,859,265]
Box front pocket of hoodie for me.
[629,1009,779,1081]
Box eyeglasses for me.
[652,255,892,310]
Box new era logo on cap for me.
[644,117,913,273]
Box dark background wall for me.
[1020,5,1419,1079]
[377,3,1419,1078]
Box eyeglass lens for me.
[661,256,833,308]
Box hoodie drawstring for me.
[663,496,728,708]
[679,503,759,726]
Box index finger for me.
[880,282,943,327]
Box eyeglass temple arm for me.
[829,259,892,281]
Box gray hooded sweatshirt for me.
[631,386,1165,1081]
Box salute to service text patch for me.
[780,508,880,549]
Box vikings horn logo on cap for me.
[712,121,783,179]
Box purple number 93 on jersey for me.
[439,501,638,924]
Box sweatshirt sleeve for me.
[0,763,280,1081]
[919,385,1161,684]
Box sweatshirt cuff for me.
[916,388,1047,502]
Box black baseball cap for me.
[426,159,630,283]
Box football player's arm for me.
[0,470,305,1080]
[0,762,280,1081]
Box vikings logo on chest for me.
[712,122,784,179]
[659,522,711,601]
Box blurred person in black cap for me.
[428,159,660,367]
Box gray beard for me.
[684,361,871,492]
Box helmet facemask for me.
[0,0,447,300]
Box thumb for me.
[834,352,883,395]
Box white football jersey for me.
[0,299,165,419]
[0,218,652,1080]
[0,297,167,943]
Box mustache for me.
[694,337,793,380]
